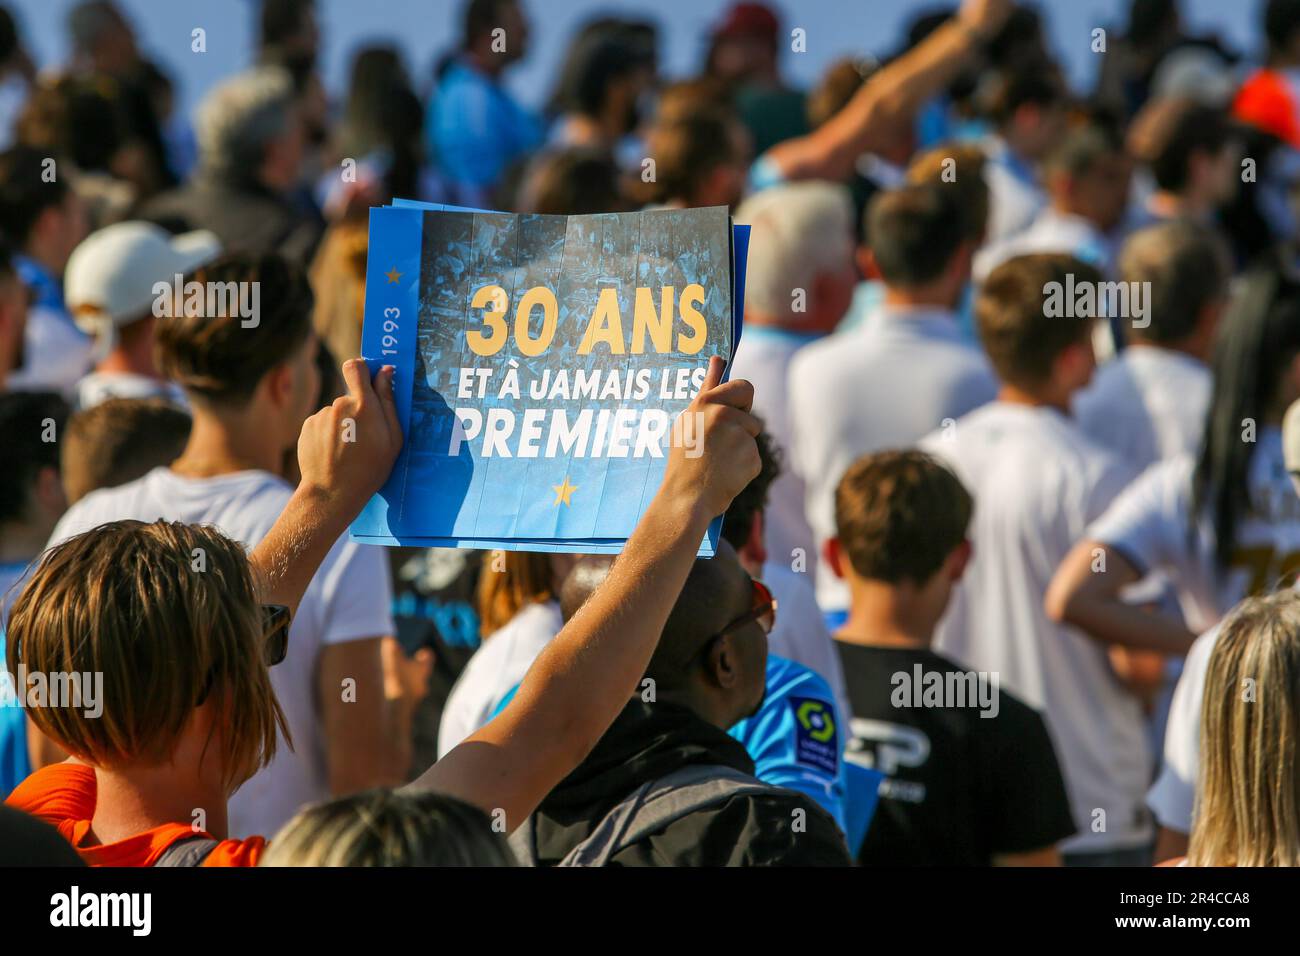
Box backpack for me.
[509,763,776,867]
[153,835,220,867]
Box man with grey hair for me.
[141,66,322,264]
[788,184,997,623]
[730,180,856,576]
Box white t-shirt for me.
[1146,624,1217,833]
[787,305,998,611]
[981,136,1046,245]
[46,466,395,838]
[437,600,563,758]
[75,371,189,411]
[761,560,849,722]
[1086,426,1300,834]
[730,327,820,574]
[1073,346,1211,475]
[920,402,1151,853]
[1085,428,1300,637]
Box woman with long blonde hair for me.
[1187,589,1300,866]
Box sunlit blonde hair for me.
[6,519,287,791]
[261,788,516,867]
[1188,590,1300,866]
[476,551,554,638]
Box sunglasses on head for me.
[262,604,291,667]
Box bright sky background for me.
[7,0,1265,117]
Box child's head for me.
[7,519,287,793]
[829,450,973,623]
[976,253,1101,405]
[61,397,191,504]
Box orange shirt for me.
[5,763,266,867]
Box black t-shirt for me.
[836,642,1075,866]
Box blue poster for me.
[350,202,749,556]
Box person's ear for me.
[824,536,846,580]
[709,634,740,690]
[739,511,767,573]
[946,539,972,582]
[1057,339,1094,389]
[34,465,67,518]
[1193,298,1224,353]
[263,361,294,410]
[947,240,974,282]
[29,205,61,248]
[857,246,879,281]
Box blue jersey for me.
[427,59,543,197]
[0,563,32,798]
[729,655,847,831]
[490,654,860,835]
[0,632,30,799]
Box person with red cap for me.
[705,3,807,156]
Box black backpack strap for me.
[558,764,775,867]
[506,814,539,867]
[153,835,220,867]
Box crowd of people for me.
[1,0,1300,868]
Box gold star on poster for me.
[385,266,403,284]
[551,477,578,507]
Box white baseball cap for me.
[65,221,221,358]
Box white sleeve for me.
[437,667,485,759]
[1146,625,1217,832]
[45,495,110,551]
[1085,458,1193,578]
[784,353,811,484]
[311,538,395,645]
[1083,450,1135,525]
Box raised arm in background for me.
[763,0,1013,183]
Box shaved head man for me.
[562,542,767,728]
[510,544,850,867]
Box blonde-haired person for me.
[6,354,762,866]
[436,551,578,757]
[1182,590,1300,867]
[262,788,516,867]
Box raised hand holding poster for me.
[351,202,748,555]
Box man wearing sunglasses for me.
[507,543,851,867]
